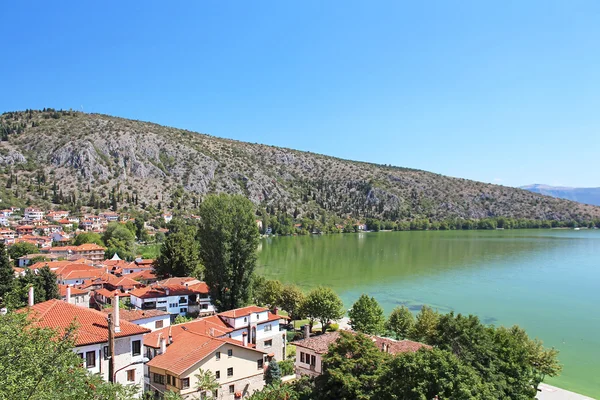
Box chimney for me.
[28,286,34,306]
[273,306,279,315]
[159,336,166,354]
[165,288,169,296]
[112,292,120,333]
[209,328,215,337]
[242,331,248,347]
[66,285,72,304]
[303,324,310,339]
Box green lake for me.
[256,229,600,397]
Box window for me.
[216,351,220,360]
[155,320,164,329]
[264,324,272,332]
[229,385,235,394]
[257,359,264,369]
[180,308,187,313]
[132,340,141,356]
[167,375,173,386]
[103,346,109,360]
[78,353,84,366]
[300,352,305,363]
[215,371,220,380]
[153,374,165,384]
[311,355,316,366]
[126,369,135,382]
[182,378,190,389]
[227,349,233,357]
[264,339,272,348]
[201,304,208,309]
[85,351,96,368]
[244,317,247,323]
[227,367,233,377]
[256,313,260,320]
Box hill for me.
[1,109,599,223]
[521,184,600,207]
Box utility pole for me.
[108,313,115,383]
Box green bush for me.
[286,330,297,342]
[279,359,295,376]
[327,323,339,332]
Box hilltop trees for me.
[348,294,385,335]
[197,194,260,311]
[0,242,13,303]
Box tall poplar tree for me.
[0,242,13,303]
[197,194,259,311]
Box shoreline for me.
[334,318,596,400]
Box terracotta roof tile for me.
[27,299,150,346]
[218,306,268,318]
[102,307,169,322]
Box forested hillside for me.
[1,109,599,225]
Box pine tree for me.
[265,360,281,385]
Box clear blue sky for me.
[1,1,599,187]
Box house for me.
[144,327,268,399]
[0,209,13,217]
[91,288,131,309]
[0,229,16,241]
[119,258,155,275]
[80,273,145,294]
[143,306,289,362]
[47,210,70,221]
[48,243,106,263]
[26,295,150,397]
[0,215,8,226]
[100,212,120,222]
[24,207,44,221]
[50,262,105,286]
[128,280,214,319]
[293,331,430,378]
[59,284,90,308]
[15,225,35,235]
[127,269,158,285]
[17,253,59,267]
[162,213,173,224]
[103,307,171,332]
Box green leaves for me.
[385,305,414,340]
[302,286,345,333]
[153,221,201,279]
[348,294,385,335]
[197,194,260,311]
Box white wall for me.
[131,314,171,331]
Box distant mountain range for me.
[521,184,600,206]
[1,109,599,222]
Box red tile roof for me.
[58,284,87,297]
[102,307,170,322]
[128,269,157,281]
[129,281,208,299]
[218,305,268,318]
[27,299,150,346]
[146,330,265,376]
[293,331,431,355]
[144,315,233,348]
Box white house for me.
[128,280,214,319]
[59,284,90,308]
[103,308,171,332]
[24,207,44,222]
[27,296,150,397]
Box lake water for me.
[257,230,600,397]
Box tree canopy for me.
[348,294,385,335]
[153,221,201,279]
[8,241,39,262]
[385,305,414,340]
[302,286,345,333]
[197,194,259,311]
[102,222,136,260]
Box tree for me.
[315,331,388,400]
[0,242,14,303]
[153,225,201,279]
[0,311,138,399]
[374,348,494,400]
[195,369,219,397]
[73,232,104,246]
[134,217,149,242]
[385,305,414,340]
[248,383,297,400]
[8,241,39,261]
[37,266,60,301]
[410,305,439,343]
[302,286,345,333]
[265,359,282,385]
[197,194,260,311]
[254,279,283,308]
[348,294,385,335]
[527,336,562,392]
[102,222,135,260]
[280,284,306,322]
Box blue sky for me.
[1,1,599,187]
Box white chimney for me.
[66,285,72,304]
[112,293,120,333]
[304,324,310,339]
[159,336,166,354]
[28,286,34,306]
[209,328,215,337]
[242,332,248,347]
